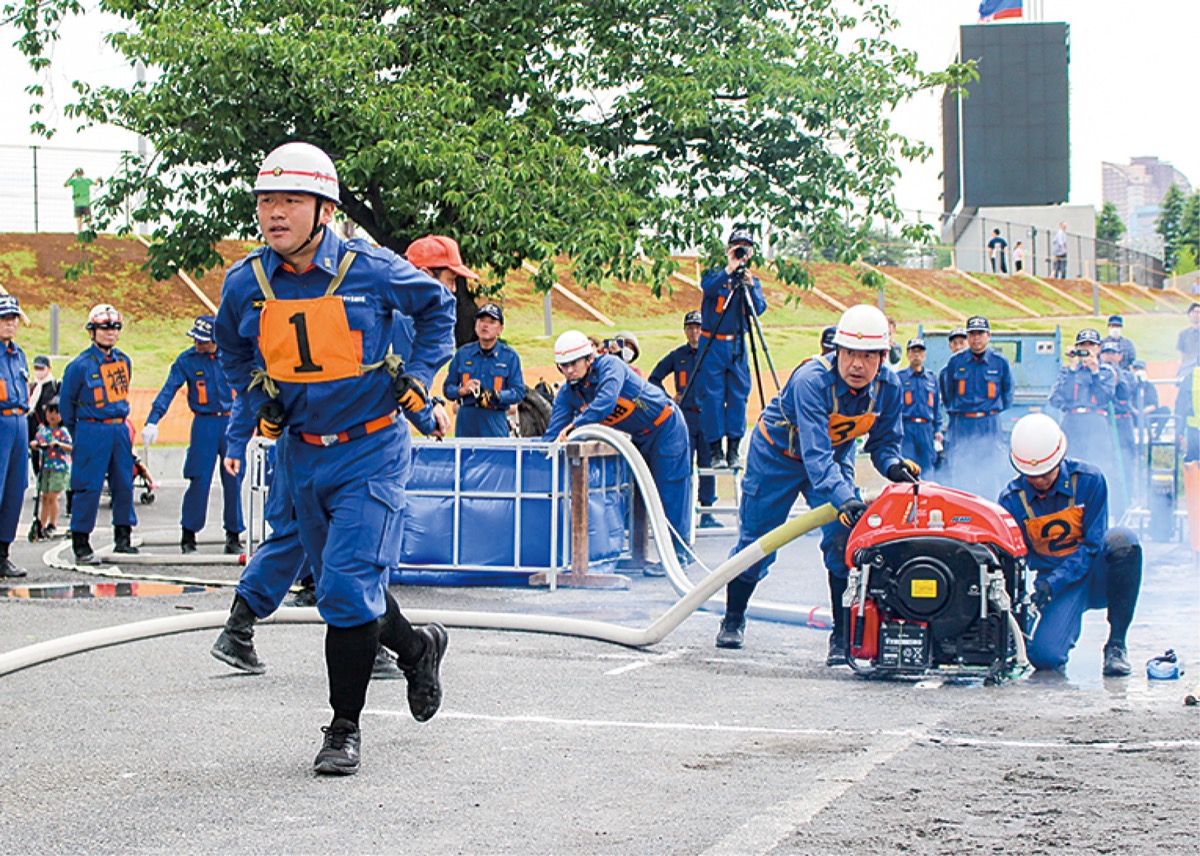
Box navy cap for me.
[906,338,926,350]
[0,295,20,317]
[727,228,755,246]
[1132,360,1147,370]
[683,310,702,327]
[820,326,837,350]
[33,354,51,368]
[1100,341,1121,354]
[1107,315,1124,326]
[965,316,990,332]
[476,302,504,323]
[1075,328,1102,345]
[949,327,967,339]
[188,314,216,343]
[1189,302,1200,314]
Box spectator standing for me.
[32,399,71,538]
[1013,241,1025,273]
[27,354,60,474]
[64,168,99,233]
[1051,222,1069,279]
[987,228,1008,274]
[886,317,902,368]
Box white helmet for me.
[554,330,594,364]
[1010,413,1067,476]
[833,304,890,351]
[86,303,122,330]
[254,142,340,202]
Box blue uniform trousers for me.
[0,415,29,543]
[947,414,1004,498]
[732,429,854,585]
[699,338,751,444]
[634,408,694,543]
[900,420,936,476]
[282,423,409,628]
[1027,527,1141,671]
[182,413,244,534]
[683,408,716,506]
[70,420,136,533]
[454,404,510,438]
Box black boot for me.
[224,530,244,555]
[726,437,742,469]
[716,577,758,649]
[709,441,726,468]
[698,508,722,529]
[371,646,403,680]
[313,718,361,776]
[287,576,318,607]
[400,624,449,722]
[113,525,138,554]
[716,616,745,649]
[71,531,102,566]
[827,572,849,666]
[210,595,266,674]
[0,542,26,578]
[181,528,198,555]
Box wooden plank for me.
[950,268,1039,316]
[1094,282,1147,314]
[133,233,218,314]
[854,261,966,321]
[522,261,616,327]
[1019,272,1094,313]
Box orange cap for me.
[405,235,479,280]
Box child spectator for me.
[32,398,72,538]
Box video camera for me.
[1067,348,1088,358]
[732,246,750,261]
[602,337,625,352]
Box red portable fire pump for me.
[843,481,1030,682]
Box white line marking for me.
[604,648,688,675]
[701,735,916,856]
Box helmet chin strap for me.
[292,197,326,256]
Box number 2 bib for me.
[252,253,364,383]
[1018,473,1084,558]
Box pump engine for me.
[843,482,1029,681]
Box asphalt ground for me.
[1,472,1198,855]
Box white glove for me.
[142,423,159,445]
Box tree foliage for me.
[1156,183,1186,272]
[1180,190,1200,275]
[6,0,970,293]
[1094,200,1125,254]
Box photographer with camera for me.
[1049,329,1117,475]
[695,228,768,469]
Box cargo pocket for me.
[352,477,405,567]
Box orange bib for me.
[99,360,131,403]
[601,396,638,427]
[828,412,876,445]
[1023,506,1085,557]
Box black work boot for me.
[210,595,266,674]
[827,572,849,666]
[698,510,722,529]
[400,623,448,722]
[716,616,746,649]
[180,528,198,555]
[371,646,403,680]
[287,577,318,607]
[224,530,244,555]
[1103,642,1132,677]
[709,441,726,468]
[113,525,138,554]
[725,437,741,469]
[0,542,26,578]
[71,531,102,566]
[313,718,361,776]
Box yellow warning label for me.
[911,579,938,599]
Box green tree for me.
[7,0,969,301]
[1180,190,1200,274]
[1095,201,1125,256]
[1156,183,1186,272]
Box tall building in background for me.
[1101,157,1193,255]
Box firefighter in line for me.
[695,228,768,469]
[649,311,719,529]
[942,316,1014,498]
[1049,328,1117,473]
[443,303,526,438]
[896,338,941,477]
[0,294,30,577]
[716,304,918,663]
[215,142,455,776]
[1100,315,1137,369]
[937,326,967,477]
[143,314,245,554]
[543,330,693,562]
[1000,413,1141,676]
[59,303,139,565]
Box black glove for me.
[478,388,499,408]
[886,459,921,483]
[256,399,285,440]
[1031,579,1052,609]
[393,373,428,413]
[837,498,868,530]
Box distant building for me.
[1102,157,1193,255]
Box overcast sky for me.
[1,0,1194,225]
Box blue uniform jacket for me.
[896,366,940,425]
[758,358,904,509]
[943,347,1014,415]
[648,343,702,410]
[542,354,675,440]
[999,458,1108,596]
[148,346,234,422]
[699,268,768,337]
[1100,335,1137,368]
[1049,363,1117,412]
[60,344,134,434]
[1111,366,1135,417]
[215,227,455,458]
[0,341,29,413]
[443,341,526,409]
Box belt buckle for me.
[319,434,339,447]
